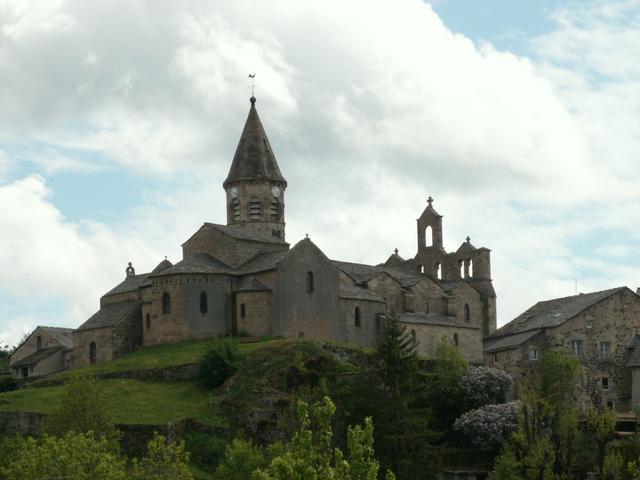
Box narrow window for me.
[22,367,29,378]
[492,353,498,363]
[459,261,464,278]
[464,303,470,322]
[36,336,42,350]
[529,348,539,361]
[600,341,611,359]
[425,302,430,314]
[146,313,151,329]
[306,271,314,293]
[571,339,583,356]
[241,303,246,319]
[200,292,208,314]
[581,400,588,414]
[375,315,381,332]
[602,376,610,390]
[270,197,280,221]
[411,329,417,345]
[232,198,240,221]
[248,197,262,220]
[453,333,459,347]
[425,225,433,247]
[436,262,442,280]
[89,342,96,365]
[162,292,171,314]
[354,306,361,328]
[468,259,474,277]
[606,399,615,410]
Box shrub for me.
[460,366,512,409]
[453,401,520,450]
[198,337,239,389]
[0,375,18,393]
[131,433,193,480]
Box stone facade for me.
[69,96,496,367]
[485,288,640,413]
[9,326,73,378]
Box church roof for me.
[38,326,74,350]
[77,301,140,331]
[489,287,629,339]
[236,278,272,292]
[185,223,288,246]
[224,96,286,188]
[339,284,386,302]
[103,273,151,297]
[239,250,290,274]
[398,313,480,329]
[151,259,173,274]
[152,253,234,276]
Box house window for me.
[571,339,583,357]
[493,353,498,363]
[306,271,314,293]
[581,400,589,414]
[21,367,28,378]
[241,303,246,319]
[600,341,611,359]
[89,342,96,365]
[354,306,361,328]
[602,376,610,390]
[425,302,430,314]
[146,313,150,329]
[200,292,208,314]
[606,399,615,410]
[453,333,459,347]
[162,292,171,314]
[464,303,470,323]
[248,197,262,220]
[529,348,539,361]
[36,336,42,350]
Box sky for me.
[1,0,639,348]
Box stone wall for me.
[113,305,143,359]
[236,291,274,336]
[73,327,114,369]
[0,411,47,436]
[31,350,67,377]
[407,322,483,361]
[10,327,65,365]
[339,298,385,348]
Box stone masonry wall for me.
[339,298,385,348]
[236,291,274,336]
[73,328,114,368]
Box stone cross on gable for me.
[466,236,471,243]
[427,196,433,206]
[394,248,399,255]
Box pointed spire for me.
[224,97,287,188]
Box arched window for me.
[240,303,246,319]
[453,333,459,347]
[425,225,433,247]
[270,197,280,221]
[464,303,470,323]
[200,292,208,314]
[436,262,442,280]
[162,292,171,314]
[146,313,151,329]
[468,259,474,278]
[459,260,464,278]
[306,271,314,293]
[248,197,262,220]
[232,197,240,221]
[89,342,97,364]
[354,306,361,328]
[425,302,430,314]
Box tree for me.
[460,366,512,409]
[586,407,617,474]
[198,337,240,388]
[131,433,193,480]
[213,439,267,480]
[46,374,119,444]
[254,396,395,480]
[1,432,126,480]
[453,401,520,450]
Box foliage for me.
[587,407,617,474]
[460,366,512,409]
[198,337,240,388]
[434,336,468,380]
[131,433,193,480]
[213,438,267,480]
[376,313,418,401]
[45,374,119,443]
[492,449,522,480]
[254,396,395,480]
[538,349,581,414]
[453,401,520,450]
[602,448,625,480]
[0,432,126,480]
[0,375,18,393]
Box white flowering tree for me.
[460,366,512,409]
[453,401,520,450]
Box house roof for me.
[103,273,151,297]
[224,96,287,188]
[398,312,480,329]
[38,326,74,350]
[484,329,543,353]
[151,253,234,277]
[11,346,65,367]
[489,287,629,338]
[77,301,140,331]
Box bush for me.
[0,375,18,393]
[198,338,239,389]
[453,401,520,450]
[460,366,512,409]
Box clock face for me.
[271,186,281,198]
[230,187,238,199]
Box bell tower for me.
[223,96,287,241]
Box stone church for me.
[72,96,496,368]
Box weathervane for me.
[248,73,256,97]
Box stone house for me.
[9,326,73,378]
[484,287,640,413]
[73,95,496,366]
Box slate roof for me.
[239,250,290,274]
[151,259,173,274]
[191,223,288,245]
[38,326,74,350]
[152,253,234,276]
[77,302,140,331]
[339,285,386,302]
[236,278,272,292]
[224,96,287,187]
[398,313,480,329]
[103,273,151,297]
[484,329,543,353]
[11,347,64,367]
[332,261,423,288]
[490,287,628,338]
